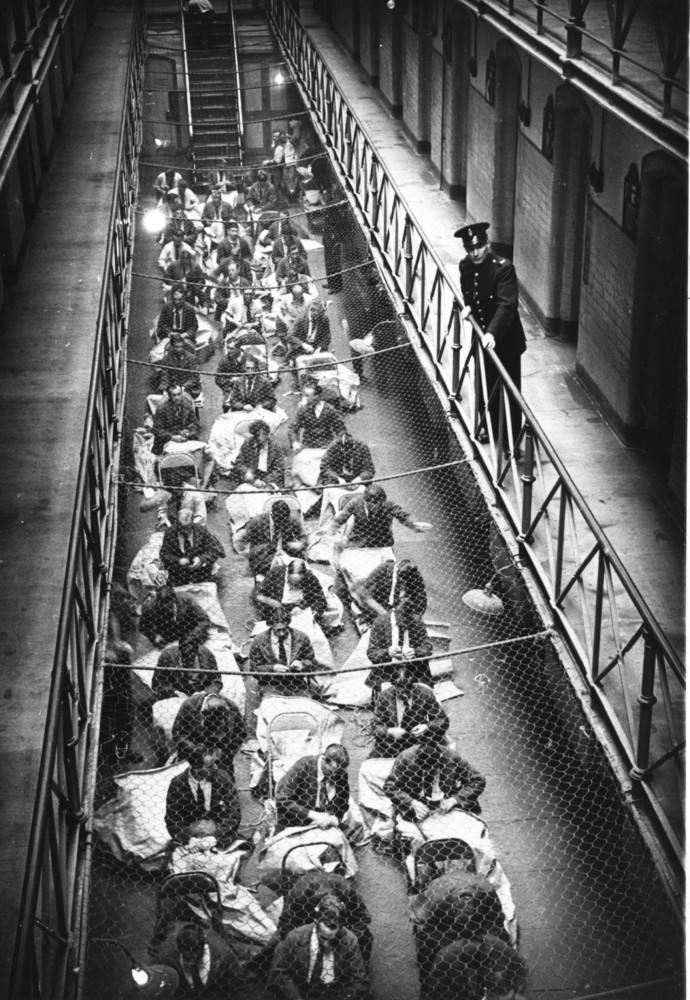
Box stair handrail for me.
[229,0,244,161]
[179,1,195,148]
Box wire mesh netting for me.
[84,18,683,1000]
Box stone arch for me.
[545,83,592,338]
[630,150,687,483]
[491,39,521,256]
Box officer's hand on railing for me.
[483,332,496,351]
[460,305,472,320]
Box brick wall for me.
[465,86,494,223]
[378,13,401,112]
[513,135,553,321]
[402,25,421,137]
[401,23,431,145]
[578,204,637,427]
[332,0,355,55]
[430,51,443,169]
[358,2,376,80]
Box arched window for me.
[542,94,555,161]
[485,50,496,106]
[622,162,640,241]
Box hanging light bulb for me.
[387,0,396,9]
[274,70,286,85]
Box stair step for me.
[190,119,239,129]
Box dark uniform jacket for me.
[269,923,368,1000]
[230,437,285,488]
[159,524,225,583]
[154,924,243,999]
[279,871,372,956]
[319,439,374,484]
[459,253,526,359]
[366,611,433,687]
[372,682,448,758]
[287,312,331,355]
[156,344,201,396]
[172,690,247,767]
[275,754,350,831]
[225,371,276,411]
[152,395,200,455]
[333,498,415,548]
[362,560,427,617]
[215,346,245,391]
[164,766,241,848]
[139,592,211,649]
[290,401,344,450]
[257,563,328,619]
[156,300,199,343]
[245,511,306,576]
[152,643,219,698]
[248,627,317,697]
[383,745,486,819]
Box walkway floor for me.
[296,2,686,664]
[0,6,134,995]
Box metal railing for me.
[0,0,81,190]
[266,0,685,877]
[179,3,195,148]
[457,0,688,162]
[229,0,244,159]
[8,7,144,999]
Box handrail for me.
[229,0,244,158]
[179,3,195,146]
[265,0,685,877]
[457,0,687,162]
[8,6,145,999]
[0,0,79,191]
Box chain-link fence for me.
[83,32,683,1000]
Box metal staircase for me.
[182,6,243,183]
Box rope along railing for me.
[8,8,145,1000]
[265,0,685,870]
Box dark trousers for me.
[485,349,523,449]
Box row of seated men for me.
[110,170,528,997]
[142,678,525,1000]
[110,550,525,1000]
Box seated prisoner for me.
[172,689,247,771]
[269,894,369,1000]
[245,500,307,578]
[248,607,321,699]
[165,746,241,850]
[159,509,226,586]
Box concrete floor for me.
[0,3,684,999]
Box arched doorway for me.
[630,151,687,483]
[545,84,592,339]
[492,40,521,257]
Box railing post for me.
[565,0,584,58]
[519,422,535,542]
[369,157,379,231]
[403,213,413,301]
[344,119,353,178]
[451,298,461,398]
[472,330,483,438]
[630,630,657,781]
